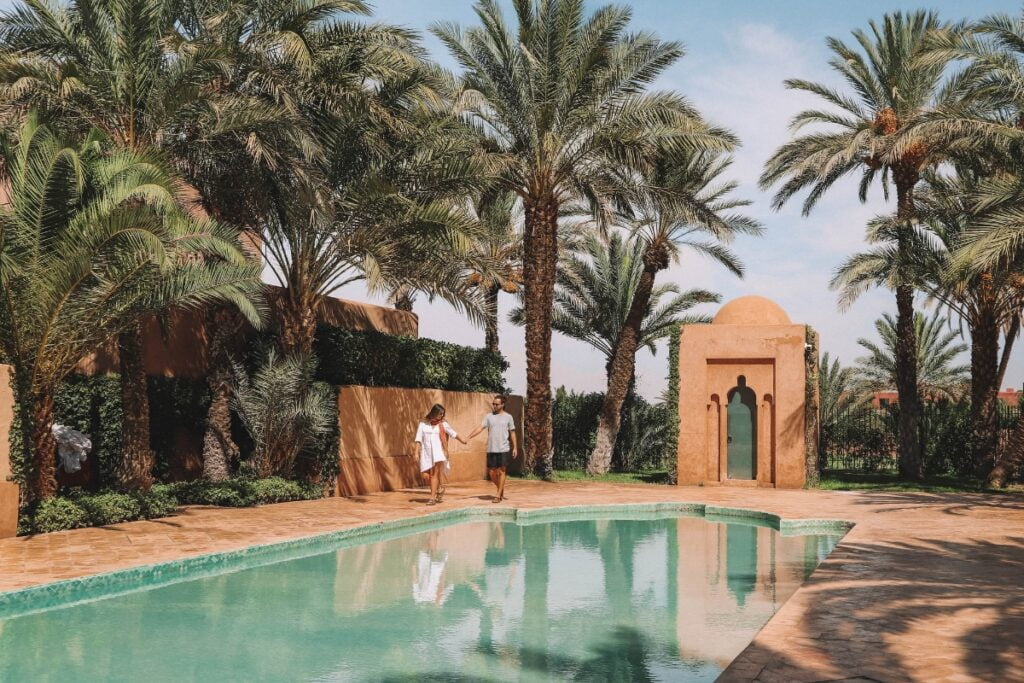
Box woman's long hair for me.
[425,404,446,422]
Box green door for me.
[727,383,757,480]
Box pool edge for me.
[0,501,853,620]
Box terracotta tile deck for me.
[2,481,1023,682]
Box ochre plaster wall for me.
[335,386,524,496]
[0,365,17,537]
[677,324,808,489]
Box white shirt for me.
[415,421,457,472]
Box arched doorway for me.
[727,376,757,480]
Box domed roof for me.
[712,296,791,326]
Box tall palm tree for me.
[434,0,735,475]
[0,116,261,503]
[761,11,956,479]
[854,312,969,401]
[833,175,1024,476]
[259,55,487,356]
[587,152,758,474]
[514,230,718,381]
[465,192,522,354]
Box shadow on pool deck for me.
[721,533,1024,682]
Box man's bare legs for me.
[496,466,507,501]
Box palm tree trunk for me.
[522,195,559,477]
[278,291,317,356]
[894,178,922,480]
[202,307,241,482]
[484,284,500,354]
[18,371,58,505]
[588,261,657,475]
[970,301,1000,478]
[118,320,156,490]
[997,314,1019,389]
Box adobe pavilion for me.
[676,295,818,489]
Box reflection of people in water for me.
[412,549,453,606]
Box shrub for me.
[232,350,334,479]
[133,486,179,519]
[165,477,323,507]
[9,374,124,493]
[31,498,90,533]
[551,388,671,472]
[75,492,142,526]
[246,477,310,505]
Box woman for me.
[414,404,466,505]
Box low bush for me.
[73,492,141,526]
[30,497,91,534]
[20,487,180,535]
[165,477,323,507]
[134,486,179,518]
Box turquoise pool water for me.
[0,512,839,681]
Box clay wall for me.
[677,324,808,489]
[79,288,418,378]
[336,386,524,496]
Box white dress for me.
[415,421,457,473]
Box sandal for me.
[427,498,438,506]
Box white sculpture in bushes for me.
[52,424,92,474]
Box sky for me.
[329,0,1022,400]
[0,1,1014,400]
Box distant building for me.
[869,388,1022,408]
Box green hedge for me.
[551,387,671,472]
[20,488,178,535]
[18,477,321,534]
[8,374,124,492]
[313,326,507,393]
[161,477,323,507]
[148,377,210,481]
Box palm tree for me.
[854,312,969,401]
[434,0,735,475]
[818,352,863,438]
[514,230,718,381]
[0,116,261,503]
[761,11,957,479]
[587,152,758,474]
[259,58,487,356]
[0,0,303,483]
[465,192,522,354]
[833,174,1024,476]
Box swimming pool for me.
[0,506,844,681]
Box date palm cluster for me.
[764,10,1024,485]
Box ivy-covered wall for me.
[313,326,507,393]
[665,327,681,484]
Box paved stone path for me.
[1,481,1022,682]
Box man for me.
[468,395,518,503]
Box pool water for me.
[0,515,839,681]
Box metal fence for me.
[820,402,1021,474]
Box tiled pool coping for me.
[0,501,852,621]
